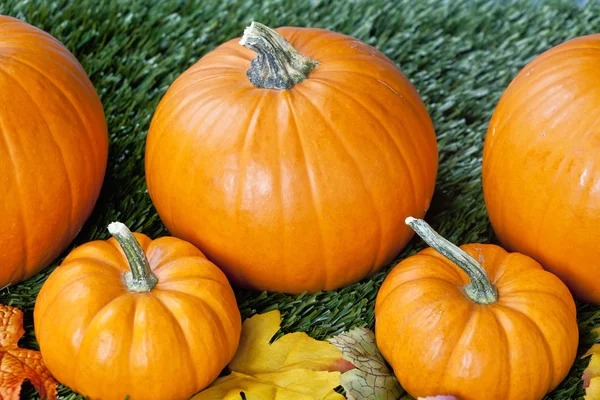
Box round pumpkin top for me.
[145,22,438,293]
[482,34,600,303]
[375,218,578,400]
[34,225,241,400]
[0,16,108,287]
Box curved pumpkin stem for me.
[239,21,319,89]
[406,217,498,304]
[108,222,158,293]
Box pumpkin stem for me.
[406,217,498,304]
[239,21,319,89]
[108,222,158,293]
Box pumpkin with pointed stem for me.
[145,21,438,294]
[34,223,241,400]
[0,16,108,288]
[375,218,578,400]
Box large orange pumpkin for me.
[375,218,578,400]
[34,222,241,400]
[145,22,438,294]
[482,34,600,303]
[0,16,108,287]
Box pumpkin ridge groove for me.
[149,256,212,273]
[157,274,226,287]
[38,273,126,325]
[486,77,559,176]
[71,294,134,389]
[8,41,93,82]
[490,65,592,147]
[313,76,423,209]
[285,93,327,289]
[320,68,432,135]
[233,92,269,285]
[290,31,350,59]
[196,87,253,148]
[64,257,129,273]
[294,86,382,281]
[532,154,576,260]
[488,78,567,237]
[499,287,578,319]
[153,89,223,155]
[150,87,233,170]
[502,67,600,148]
[0,84,29,282]
[203,44,252,60]
[384,292,453,364]
[489,307,511,399]
[2,31,78,60]
[123,297,136,397]
[159,288,232,363]
[164,94,232,235]
[385,280,472,374]
[493,303,555,390]
[2,41,88,76]
[496,65,572,123]
[274,94,286,284]
[383,285,474,391]
[150,294,197,383]
[197,56,251,72]
[508,47,600,103]
[3,69,75,245]
[439,307,476,392]
[6,49,102,175]
[538,44,600,60]
[377,275,464,313]
[304,79,388,273]
[155,75,239,120]
[314,77,426,217]
[315,53,394,64]
[188,66,242,74]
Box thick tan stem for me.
[239,21,319,89]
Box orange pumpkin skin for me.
[375,244,578,400]
[482,34,600,303]
[34,232,242,400]
[0,16,108,287]
[145,24,438,294]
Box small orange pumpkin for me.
[34,222,241,400]
[0,16,108,287]
[482,34,600,303]
[145,21,438,294]
[375,218,578,400]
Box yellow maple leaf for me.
[192,310,350,400]
[584,331,600,400]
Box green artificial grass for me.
[1,0,600,398]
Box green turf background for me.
[1,0,600,399]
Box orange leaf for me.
[0,304,56,400]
